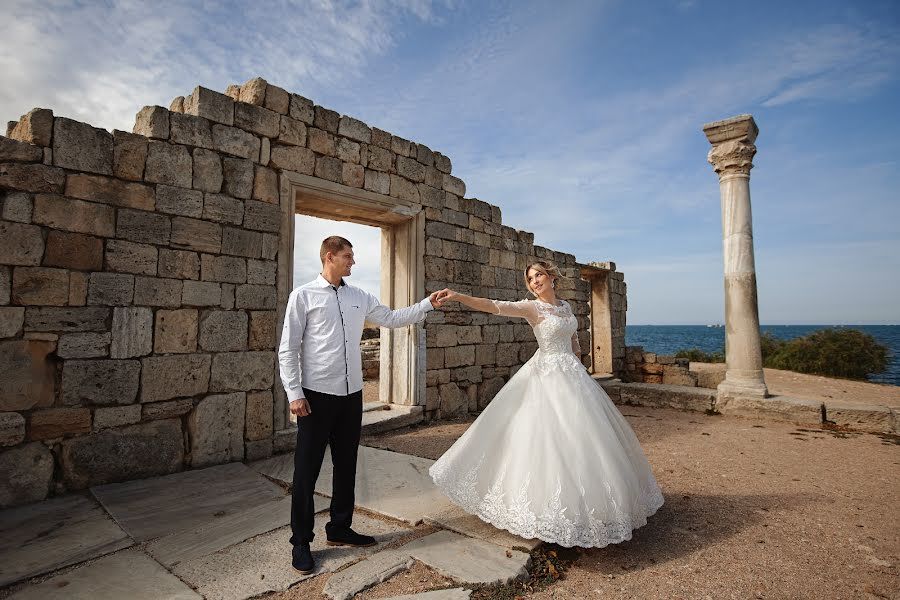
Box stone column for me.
[703,115,768,400]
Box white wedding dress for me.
[429,299,664,548]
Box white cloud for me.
[293,215,382,297]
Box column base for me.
[717,375,768,401]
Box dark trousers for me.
[290,387,363,546]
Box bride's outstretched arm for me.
[435,289,497,313]
[436,289,539,322]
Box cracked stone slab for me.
[424,503,541,551]
[6,549,201,600]
[382,590,472,600]
[316,446,455,525]
[248,451,294,486]
[172,512,410,600]
[91,462,285,542]
[323,547,414,600]
[404,530,531,586]
[0,494,132,587]
[361,404,424,435]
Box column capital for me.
[703,114,758,177]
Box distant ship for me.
[706,323,723,328]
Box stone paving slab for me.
[249,451,294,486]
[323,547,414,600]
[383,590,472,600]
[317,446,455,525]
[0,494,133,587]
[403,530,531,586]
[172,512,410,600]
[91,462,285,542]
[6,549,201,600]
[424,503,541,551]
[362,404,425,435]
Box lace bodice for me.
[489,299,583,374]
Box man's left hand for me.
[428,291,444,309]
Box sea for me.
[625,325,900,387]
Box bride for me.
[429,261,664,548]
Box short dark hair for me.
[320,236,352,263]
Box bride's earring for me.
[551,280,556,289]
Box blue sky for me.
[2,0,898,324]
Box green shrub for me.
[675,348,725,363]
[764,328,889,380]
[759,332,786,363]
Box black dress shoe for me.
[292,543,315,574]
[326,527,377,547]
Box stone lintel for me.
[702,114,758,145]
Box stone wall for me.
[623,347,700,386]
[0,77,623,508]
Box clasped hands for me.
[428,288,458,309]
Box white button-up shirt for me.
[278,274,433,399]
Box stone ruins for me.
[0,77,627,508]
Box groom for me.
[278,235,442,574]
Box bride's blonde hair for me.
[523,260,565,295]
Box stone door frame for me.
[580,265,612,375]
[275,171,426,430]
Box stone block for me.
[366,145,394,172]
[338,116,372,144]
[244,438,273,461]
[209,351,275,392]
[188,392,245,467]
[34,193,113,239]
[336,137,360,163]
[252,165,279,204]
[154,308,198,354]
[289,94,314,124]
[364,169,390,195]
[10,108,54,146]
[28,407,91,440]
[87,272,134,305]
[156,184,203,218]
[396,156,425,182]
[69,271,89,305]
[244,259,275,287]
[65,173,155,211]
[157,248,200,280]
[236,284,276,309]
[60,418,184,489]
[186,86,234,126]
[0,135,42,162]
[313,105,340,133]
[211,124,260,160]
[171,217,222,253]
[145,141,192,188]
[221,227,263,259]
[203,193,244,225]
[265,84,290,114]
[369,127,391,149]
[249,311,276,350]
[223,157,254,199]
[261,233,278,260]
[439,382,468,417]
[245,390,273,441]
[192,148,223,193]
[62,359,141,406]
[112,129,147,181]
[134,276,182,307]
[13,267,69,306]
[259,135,270,165]
[57,332,111,358]
[716,394,822,424]
[199,310,247,352]
[115,208,171,245]
[239,77,268,105]
[243,199,281,232]
[662,367,699,387]
[182,281,222,307]
[24,306,109,333]
[0,162,65,193]
[0,307,24,338]
[2,266,12,303]
[445,345,475,368]
[42,230,102,271]
[104,240,157,276]
[391,135,414,157]
[235,103,280,138]
[98,283,141,329]
[93,404,141,431]
[270,144,315,174]
[0,412,25,446]
[0,442,53,507]
[133,106,170,139]
[201,254,246,283]
[390,175,420,202]
[443,174,466,196]
[169,112,213,149]
[2,191,33,223]
[416,143,434,166]
[314,155,342,183]
[221,283,235,309]
[278,116,306,146]
[142,398,193,421]
[52,117,113,175]
[141,354,211,402]
[0,221,44,266]
[341,162,364,188]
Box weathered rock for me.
[434,151,451,174]
[62,359,141,405]
[245,390,273,441]
[188,392,246,466]
[182,281,222,307]
[824,401,895,433]
[28,407,91,440]
[185,86,234,126]
[156,184,204,218]
[203,193,244,225]
[0,266,9,304]
[0,136,43,162]
[0,442,53,507]
[289,94,315,124]
[153,308,197,354]
[364,170,390,195]
[223,157,254,199]
[249,311,276,350]
[243,199,281,232]
[338,116,372,144]
[0,307,25,338]
[65,173,155,210]
[105,240,158,276]
[0,163,65,193]
[141,354,211,402]
[439,382,468,417]
[10,108,54,146]
[201,254,246,283]
[142,398,193,421]
[145,141,192,188]
[192,148,223,193]
[235,103,280,138]
[370,127,392,149]
[12,267,69,306]
[443,174,465,196]
[133,276,182,308]
[109,307,153,359]
[239,77,268,106]
[87,272,135,305]
[133,106,170,139]
[0,412,25,446]
[211,124,260,160]
[52,117,113,175]
[171,217,222,253]
[0,221,44,266]
[278,116,306,146]
[199,310,248,351]
[264,84,290,114]
[32,193,115,237]
[43,230,103,271]
[23,306,109,332]
[314,106,340,133]
[92,404,141,431]
[308,127,336,156]
[221,227,263,259]
[158,248,200,280]
[342,163,364,188]
[716,394,823,424]
[391,135,414,157]
[209,351,275,392]
[396,156,425,182]
[236,284,276,309]
[252,165,279,204]
[336,137,361,163]
[270,145,315,174]
[244,438,273,461]
[169,112,214,149]
[60,418,184,489]
[112,129,148,181]
[2,191,33,223]
[247,259,276,285]
[57,332,111,358]
[390,175,420,202]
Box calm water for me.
[626,325,900,386]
